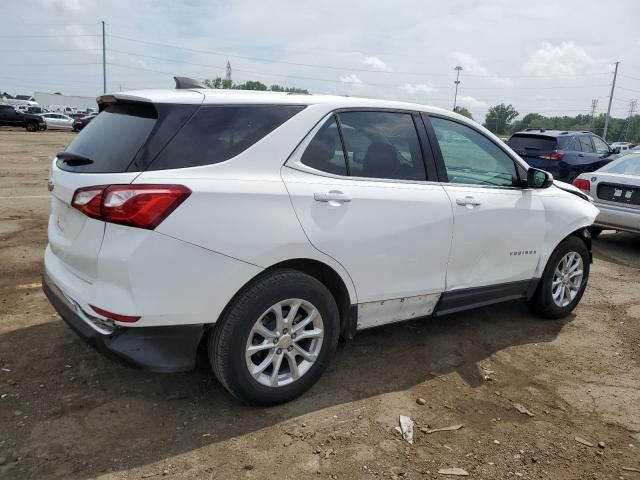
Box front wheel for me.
[209,270,340,405]
[25,121,38,132]
[528,236,590,319]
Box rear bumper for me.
[43,272,205,373]
[593,202,640,234]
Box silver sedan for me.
[573,153,640,236]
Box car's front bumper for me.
[593,201,640,234]
[43,272,205,373]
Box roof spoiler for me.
[174,77,205,89]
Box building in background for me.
[33,91,97,113]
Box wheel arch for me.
[263,258,357,340]
[202,257,358,352]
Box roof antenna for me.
[174,77,205,89]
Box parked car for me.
[610,142,635,156]
[48,105,76,115]
[507,129,619,183]
[26,106,49,115]
[3,96,39,108]
[72,113,97,132]
[573,153,640,236]
[43,88,598,405]
[0,104,46,131]
[40,113,74,130]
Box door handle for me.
[314,190,352,203]
[456,196,481,207]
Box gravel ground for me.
[1,130,639,479]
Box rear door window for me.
[507,135,557,151]
[579,136,595,153]
[337,111,427,181]
[149,105,304,170]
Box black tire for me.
[209,269,340,405]
[528,236,590,319]
[25,121,38,132]
[589,227,603,239]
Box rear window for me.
[598,154,640,176]
[148,105,304,170]
[59,103,157,173]
[507,134,557,151]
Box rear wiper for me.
[56,151,93,165]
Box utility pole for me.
[102,21,107,94]
[225,61,232,83]
[453,65,463,110]
[603,61,619,141]
[589,99,598,130]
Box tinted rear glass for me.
[59,103,157,173]
[507,134,557,151]
[148,105,304,170]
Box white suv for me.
[43,84,598,404]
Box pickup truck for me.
[0,104,46,131]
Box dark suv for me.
[507,129,619,183]
[0,104,46,132]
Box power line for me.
[0,34,100,38]
[105,34,612,80]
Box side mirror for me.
[527,168,553,189]
[611,147,620,154]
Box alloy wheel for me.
[551,251,584,308]
[245,299,324,387]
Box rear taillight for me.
[540,152,564,160]
[90,305,140,323]
[72,184,191,229]
[572,179,590,191]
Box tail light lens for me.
[72,184,191,229]
[572,179,591,191]
[541,152,565,160]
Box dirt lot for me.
[1,130,639,480]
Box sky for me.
[2,0,640,122]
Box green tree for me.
[1,91,14,99]
[203,78,308,94]
[453,106,473,120]
[483,104,519,135]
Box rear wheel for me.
[209,269,340,405]
[528,236,590,319]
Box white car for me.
[573,153,640,235]
[610,142,634,156]
[43,85,598,404]
[40,112,74,130]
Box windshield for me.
[598,154,640,176]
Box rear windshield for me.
[598,154,640,176]
[59,103,157,173]
[148,105,304,170]
[507,134,557,151]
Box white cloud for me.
[63,24,100,51]
[491,76,514,88]
[399,83,435,94]
[339,73,363,84]
[41,0,87,12]
[521,42,598,78]
[451,51,488,76]
[456,95,487,109]
[362,56,390,71]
